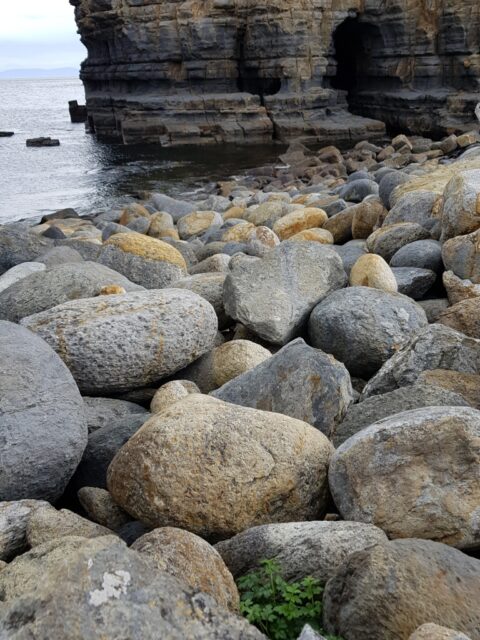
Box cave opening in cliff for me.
[236,30,281,104]
[330,17,383,104]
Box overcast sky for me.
[0,1,86,71]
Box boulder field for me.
[1,132,480,639]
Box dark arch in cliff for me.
[330,17,383,98]
[236,29,282,103]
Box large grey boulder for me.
[308,287,428,378]
[0,223,53,274]
[215,521,387,583]
[0,262,143,322]
[174,272,230,328]
[391,267,437,300]
[223,242,346,345]
[0,536,265,639]
[213,338,353,437]
[83,397,148,434]
[383,190,439,228]
[323,539,480,640]
[0,321,87,501]
[366,223,430,262]
[150,193,196,221]
[362,324,480,397]
[0,262,45,294]
[21,289,218,395]
[333,382,469,446]
[390,239,443,272]
[329,406,480,548]
[378,171,411,208]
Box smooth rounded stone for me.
[189,253,231,275]
[174,272,230,328]
[0,262,45,294]
[148,211,178,240]
[21,289,218,395]
[126,216,150,234]
[289,228,334,244]
[243,200,291,227]
[224,242,346,345]
[0,500,49,562]
[150,192,196,220]
[347,170,371,182]
[390,239,443,271]
[100,221,131,241]
[391,267,437,300]
[383,190,440,228]
[119,203,151,226]
[309,287,428,378]
[132,527,239,612]
[332,382,469,447]
[418,298,450,322]
[330,406,480,548]
[441,169,480,241]
[215,521,387,584]
[322,207,355,243]
[150,380,200,414]
[0,262,144,322]
[349,254,398,292]
[272,207,328,240]
[37,245,84,267]
[177,211,223,240]
[161,237,199,268]
[351,198,386,239]
[323,539,480,640]
[56,237,102,261]
[438,297,480,338]
[98,232,187,288]
[378,171,411,207]
[443,270,480,305]
[73,413,149,489]
[442,229,480,284]
[182,339,271,393]
[83,397,148,434]
[220,221,255,243]
[0,321,87,502]
[409,624,473,640]
[0,536,264,639]
[362,324,480,398]
[0,223,53,274]
[339,179,379,203]
[246,225,280,250]
[26,504,111,547]
[323,198,348,216]
[418,369,480,409]
[213,338,353,438]
[330,242,368,275]
[108,394,333,536]
[78,487,131,530]
[366,222,431,262]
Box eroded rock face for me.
[71,0,479,146]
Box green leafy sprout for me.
[237,559,343,640]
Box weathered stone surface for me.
[384,190,440,228]
[390,239,443,272]
[0,501,48,562]
[0,262,143,322]
[150,380,200,414]
[363,324,480,397]
[107,394,333,536]
[289,228,334,244]
[0,223,53,274]
[273,208,328,240]
[409,624,473,640]
[442,229,480,283]
[0,535,265,639]
[215,521,387,583]
[329,406,480,548]
[174,272,230,328]
[418,298,450,322]
[0,321,87,502]
[37,245,84,267]
[224,242,346,345]
[349,253,398,292]
[330,241,367,275]
[26,504,111,547]
[441,170,480,241]
[83,397,148,434]
[332,382,468,447]
[439,297,480,338]
[78,487,131,530]
[366,223,431,262]
[213,338,353,437]
[351,198,386,239]
[132,527,239,611]
[323,539,480,640]
[98,232,187,288]
[309,287,427,378]
[177,211,223,240]
[391,267,437,300]
[21,290,218,395]
[418,369,480,409]
[0,262,45,294]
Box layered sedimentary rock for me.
[71,0,480,145]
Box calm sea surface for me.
[0,78,281,223]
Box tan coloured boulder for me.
[107,394,333,537]
[148,212,179,240]
[409,624,473,640]
[26,504,111,547]
[177,211,223,239]
[349,254,398,292]
[272,208,328,240]
[132,527,239,611]
[351,198,387,239]
[289,228,334,244]
[150,380,200,413]
[323,208,355,243]
[418,369,480,409]
[441,169,480,241]
[223,206,246,221]
[222,222,256,242]
[119,203,151,226]
[442,229,480,283]
[77,487,131,530]
[443,271,480,305]
[103,232,187,269]
[438,297,480,338]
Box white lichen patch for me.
[89,570,131,607]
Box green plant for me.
[237,559,342,640]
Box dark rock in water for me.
[0,321,87,502]
[26,137,60,147]
[0,131,14,137]
[213,338,353,438]
[41,208,80,223]
[68,100,87,123]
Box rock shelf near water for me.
[1,130,480,639]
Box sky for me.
[0,0,86,71]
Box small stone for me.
[83,397,148,434]
[272,207,328,240]
[409,623,473,640]
[288,228,334,244]
[77,487,131,530]
[391,267,437,300]
[366,223,430,262]
[390,239,443,272]
[349,254,398,292]
[26,504,111,547]
[150,380,200,414]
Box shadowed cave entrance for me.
[236,30,281,105]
